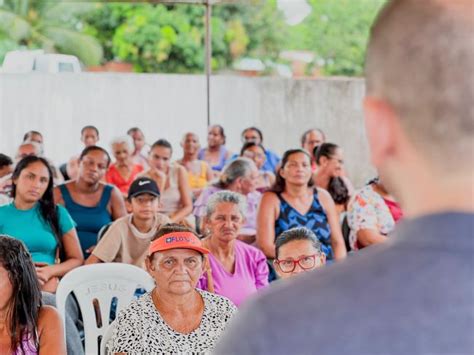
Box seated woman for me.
[127,127,149,170]
[0,235,66,354]
[347,177,403,250]
[108,223,237,354]
[177,132,212,199]
[198,125,232,176]
[273,227,326,280]
[193,158,261,242]
[197,191,269,307]
[0,156,83,293]
[313,143,354,217]
[257,149,347,261]
[106,136,144,197]
[240,142,275,193]
[140,139,194,226]
[241,127,280,172]
[54,146,127,257]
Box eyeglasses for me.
[243,151,265,160]
[275,254,321,273]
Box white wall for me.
[0,73,375,187]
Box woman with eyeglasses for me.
[273,227,326,279]
[313,143,354,218]
[240,142,275,193]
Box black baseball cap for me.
[128,177,160,199]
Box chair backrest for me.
[100,320,116,355]
[56,263,155,355]
[341,215,352,252]
[97,222,113,243]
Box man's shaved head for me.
[366,0,474,171]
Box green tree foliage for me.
[0,0,103,66]
[286,0,385,76]
[81,1,286,73]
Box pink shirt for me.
[197,240,269,307]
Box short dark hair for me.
[240,141,266,156]
[127,127,142,135]
[22,130,42,142]
[151,139,173,155]
[313,143,339,164]
[81,125,99,136]
[242,127,263,142]
[275,227,322,259]
[0,153,13,168]
[79,146,111,168]
[300,128,326,146]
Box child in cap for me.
[85,177,170,268]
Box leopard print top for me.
[108,289,237,354]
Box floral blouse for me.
[347,184,395,250]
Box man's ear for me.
[364,97,399,168]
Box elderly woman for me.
[108,223,237,354]
[348,177,403,250]
[106,135,144,196]
[257,149,347,261]
[194,158,260,242]
[274,227,326,280]
[198,191,269,307]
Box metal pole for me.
[205,0,212,127]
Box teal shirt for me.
[0,202,76,264]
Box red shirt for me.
[105,164,144,195]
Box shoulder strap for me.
[99,184,113,209]
[58,184,74,206]
[200,161,207,178]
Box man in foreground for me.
[215,0,474,353]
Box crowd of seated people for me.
[0,124,403,353]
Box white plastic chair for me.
[100,320,116,355]
[56,263,155,355]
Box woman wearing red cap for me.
[107,223,237,354]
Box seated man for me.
[85,177,170,268]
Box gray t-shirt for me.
[215,212,474,355]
